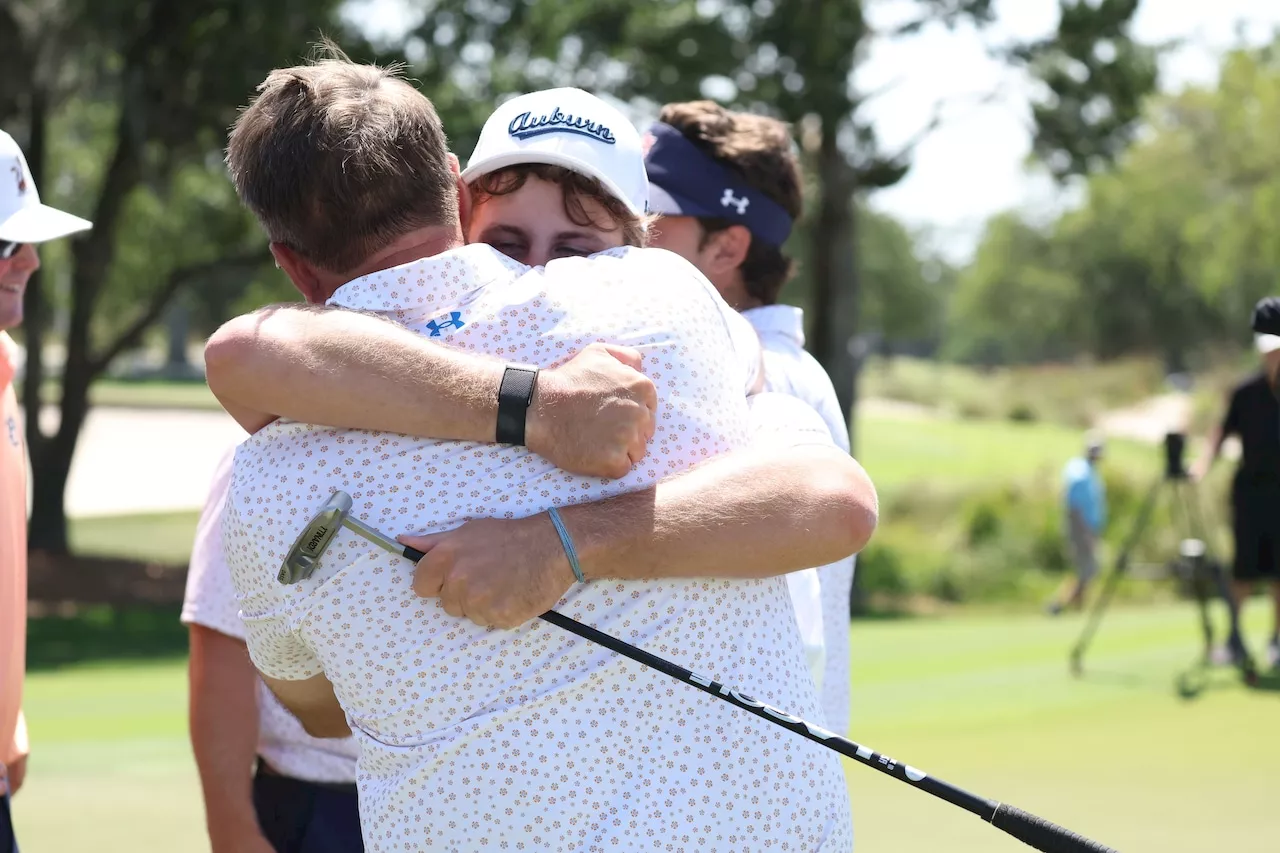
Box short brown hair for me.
[226,50,456,274]
[469,164,651,248]
[657,101,802,304]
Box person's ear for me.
[699,224,752,278]
[456,175,474,237]
[270,243,327,305]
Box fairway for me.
[856,411,1154,496]
[13,601,1279,851]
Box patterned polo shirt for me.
[224,244,853,851]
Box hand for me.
[525,343,657,479]
[4,754,25,795]
[399,514,577,629]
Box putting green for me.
[13,601,1280,851]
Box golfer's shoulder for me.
[575,246,727,310]
[747,392,834,449]
[1062,456,1090,483]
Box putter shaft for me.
[296,498,1115,853]
[342,515,426,563]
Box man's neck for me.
[708,274,762,312]
[324,226,465,300]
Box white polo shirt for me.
[181,448,360,783]
[743,304,856,735]
[225,244,853,852]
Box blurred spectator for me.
[1047,433,1107,614]
[1192,304,1280,669]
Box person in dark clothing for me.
[1251,296,1280,393]
[1192,318,1280,669]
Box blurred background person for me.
[1047,433,1107,615]
[0,128,92,853]
[1192,308,1280,669]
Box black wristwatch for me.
[496,364,539,445]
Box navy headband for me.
[643,122,794,246]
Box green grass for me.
[860,356,1167,427]
[29,378,222,411]
[69,510,201,565]
[856,410,1155,500]
[12,601,1280,851]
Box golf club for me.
[287,490,1118,853]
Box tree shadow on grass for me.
[27,604,188,672]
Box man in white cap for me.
[1192,300,1280,669]
[0,128,92,852]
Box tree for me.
[1,1,378,553]
[399,0,1158,449]
[950,39,1280,366]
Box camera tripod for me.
[1068,434,1259,686]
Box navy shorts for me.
[253,761,363,853]
[0,793,17,853]
[1231,491,1280,582]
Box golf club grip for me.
[403,545,426,562]
[991,804,1118,853]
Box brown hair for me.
[469,164,651,248]
[657,101,802,304]
[226,47,457,274]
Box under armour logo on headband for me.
[721,189,750,215]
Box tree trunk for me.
[165,299,190,374]
[18,93,61,551]
[26,90,143,552]
[807,127,860,450]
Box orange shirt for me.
[0,331,28,785]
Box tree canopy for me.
[948,40,1280,368]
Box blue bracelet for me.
[547,507,586,583]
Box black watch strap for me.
[496,364,539,445]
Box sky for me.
[345,0,1280,263]
[860,0,1280,262]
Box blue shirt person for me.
[1063,454,1107,534]
[1048,435,1106,614]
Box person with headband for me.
[207,53,866,850]
[1191,297,1280,670]
[641,102,856,735]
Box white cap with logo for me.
[461,88,649,217]
[0,129,93,245]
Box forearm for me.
[570,444,877,581]
[187,626,263,842]
[1191,426,1225,477]
[205,304,502,437]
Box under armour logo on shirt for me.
[425,311,465,337]
[721,189,750,215]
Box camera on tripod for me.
[1071,430,1258,684]
[1164,431,1187,481]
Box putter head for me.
[279,490,353,585]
